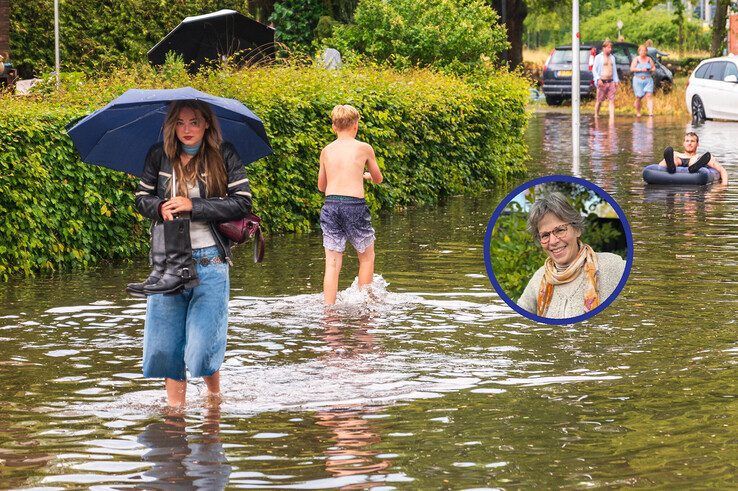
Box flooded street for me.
[0,112,736,488]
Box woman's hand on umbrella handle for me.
[161,197,193,216]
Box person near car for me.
[630,44,655,117]
[657,132,728,183]
[592,40,619,118]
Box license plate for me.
[557,70,572,77]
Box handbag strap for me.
[253,225,265,263]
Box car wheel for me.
[545,95,563,106]
[691,95,706,124]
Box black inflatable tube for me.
[642,164,719,185]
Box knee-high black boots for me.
[143,218,200,295]
[126,223,166,297]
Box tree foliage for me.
[269,0,324,46]
[326,0,509,73]
[524,0,711,51]
[580,5,710,51]
[9,0,251,77]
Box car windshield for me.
[612,46,630,65]
[550,49,591,67]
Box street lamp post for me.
[54,0,60,87]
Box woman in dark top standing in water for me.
[134,100,253,407]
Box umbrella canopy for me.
[148,9,275,72]
[66,87,272,176]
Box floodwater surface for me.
[0,112,736,488]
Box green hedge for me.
[0,63,529,279]
[0,106,148,278]
[10,0,250,76]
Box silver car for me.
[686,55,738,122]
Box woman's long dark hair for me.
[162,100,227,198]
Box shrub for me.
[9,0,251,76]
[269,0,325,46]
[0,106,147,280]
[580,5,710,52]
[326,0,509,73]
[0,62,529,278]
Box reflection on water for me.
[631,117,655,158]
[138,407,230,488]
[0,113,737,488]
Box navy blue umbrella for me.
[67,87,272,176]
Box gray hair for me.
[526,191,585,242]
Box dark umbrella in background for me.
[66,86,272,176]
[148,9,276,73]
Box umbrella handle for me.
[171,167,176,199]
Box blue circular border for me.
[483,175,634,325]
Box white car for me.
[686,54,738,122]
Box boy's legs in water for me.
[324,249,343,305]
[357,243,375,288]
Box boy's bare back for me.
[319,138,382,198]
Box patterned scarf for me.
[536,241,600,317]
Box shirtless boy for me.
[658,132,728,183]
[318,105,383,305]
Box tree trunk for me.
[490,0,528,67]
[711,0,730,57]
[0,0,9,59]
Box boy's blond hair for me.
[331,104,360,131]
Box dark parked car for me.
[541,42,673,106]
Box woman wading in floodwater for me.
[134,100,253,407]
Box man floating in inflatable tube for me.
[658,132,728,183]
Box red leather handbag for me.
[217,213,265,262]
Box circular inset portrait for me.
[484,176,633,325]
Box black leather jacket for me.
[135,141,253,265]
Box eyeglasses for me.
[538,223,572,244]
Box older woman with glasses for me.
[517,192,626,319]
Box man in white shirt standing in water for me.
[592,40,620,119]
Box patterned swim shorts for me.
[320,195,376,253]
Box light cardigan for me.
[517,252,626,319]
